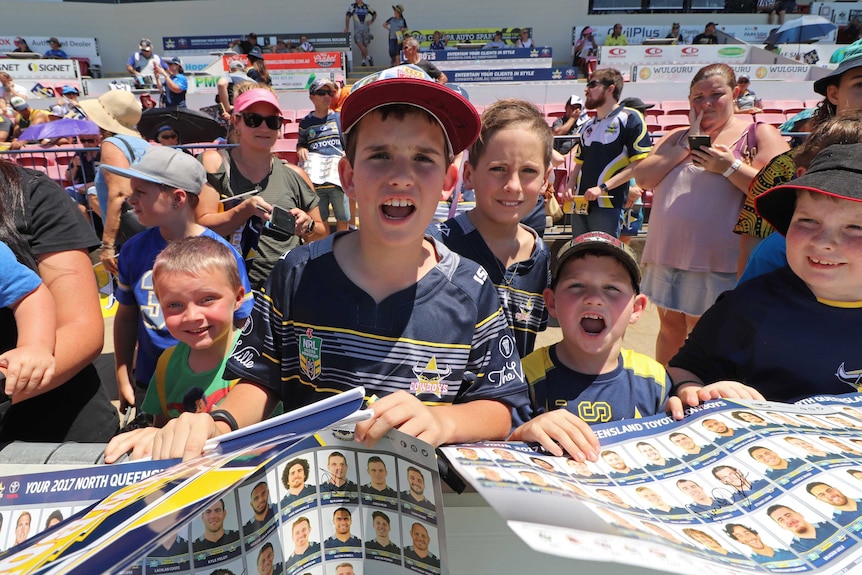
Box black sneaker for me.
[368,56,373,66]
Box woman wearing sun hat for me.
[79,90,150,278]
[383,4,408,66]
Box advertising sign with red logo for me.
[221,52,342,71]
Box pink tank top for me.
[642,123,758,274]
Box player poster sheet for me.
[0,390,448,575]
[441,394,862,575]
[301,152,342,188]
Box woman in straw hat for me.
[79,90,151,280]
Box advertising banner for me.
[600,45,750,68]
[0,59,80,80]
[0,36,101,66]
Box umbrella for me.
[766,15,837,45]
[18,118,100,141]
[137,106,225,144]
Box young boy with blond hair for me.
[430,99,552,358]
[147,65,530,461]
[104,236,247,462]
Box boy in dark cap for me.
[509,231,669,460]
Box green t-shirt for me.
[143,332,241,419]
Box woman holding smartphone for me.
[634,63,787,366]
[196,84,326,289]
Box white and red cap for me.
[340,64,480,156]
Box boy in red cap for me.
[148,65,530,461]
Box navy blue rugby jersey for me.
[524,345,668,424]
[573,105,651,209]
[225,233,529,412]
[429,212,550,358]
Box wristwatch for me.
[599,182,609,193]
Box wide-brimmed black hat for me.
[756,143,862,234]
[813,50,862,96]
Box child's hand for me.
[354,391,447,448]
[151,412,220,461]
[667,380,765,420]
[509,411,600,461]
[104,427,159,463]
[0,345,55,397]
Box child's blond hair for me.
[153,236,241,294]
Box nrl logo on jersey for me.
[299,328,323,380]
[410,356,451,399]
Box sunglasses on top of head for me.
[240,112,283,130]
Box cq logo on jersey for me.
[578,402,612,423]
[608,48,627,56]
[645,47,663,56]
[681,47,699,56]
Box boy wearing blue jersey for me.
[430,99,552,358]
[509,232,668,460]
[149,65,530,461]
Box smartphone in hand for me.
[687,135,711,151]
[265,205,297,236]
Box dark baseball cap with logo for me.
[552,232,641,292]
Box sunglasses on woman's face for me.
[313,90,334,97]
[159,133,178,140]
[240,112,283,130]
[79,137,98,144]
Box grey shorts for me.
[354,29,373,46]
[641,263,737,317]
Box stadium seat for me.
[755,113,789,128]
[544,103,566,118]
[804,99,821,109]
[660,100,690,115]
[772,100,806,115]
[282,122,300,140]
[657,115,689,130]
[294,108,312,120]
[273,139,298,164]
[734,113,755,123]
[643,102,662,118]
[280,109,296,123]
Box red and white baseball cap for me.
[341,64,480,156]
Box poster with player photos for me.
[441,393,862,575]
[0,388,450,574]
[0,427,447,572]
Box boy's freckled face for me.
[156,269,242,351]
[546,255,645,359]
[339,111,455,249]
[785,192,862,302]
[464,125,549,225]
